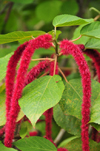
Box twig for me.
[0,2,12,15]
[60,66,78,71]
[71,35,82,42]
[58,67,69,83]
[53,55,57,75]
[40,71,49,77]
[31,58,54,62]
[94,14,100,21]
[1,2,13,34]
[54,129,66,144]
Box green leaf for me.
[0,31,45,44]
[48,30,62,40]
[53,104,81,136]
[14,136,57,151]
[85,38,100,49]
[0,53,13,81]
[59,79,100,124]
[8,0,34,4]
[90,123,100,131]
[80,21,100,39]
[58,136,80,148]
[61,0,78,15]
[19,75,65,127]
[0,141,16,151]
[0,90,24,126]
[72,25,90,45]
[36,1,62,23]
[59,137,100,151]
[53,14,93,27]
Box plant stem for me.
[58,67,69,83]
[31,58,54,62]
[53,55,57,75]
[94,14,100,21]
[71,35,82,42]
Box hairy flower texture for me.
[4,34,53,147]
[83,49,100,82]
[57,148,68,151]
[45,61,58,140]
[24,60,50,86]
[6,42,28,121]
[60,40,91,151]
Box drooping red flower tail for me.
[6,42,28,120]
[45,61,58,140]
[24,60,50,86]
[57,148,69,151]
[4,34,53,147]
[60,40,91,151]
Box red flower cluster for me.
[60,40,91,151]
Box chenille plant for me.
[1,8,100,151]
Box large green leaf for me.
[72,25,89,45]
[36,1,62,23]
[14,136,57,151]
[0,53,13,81]
[53,104,81,136]
[85,38,100,49]
[59,79,100,125]
[9,0,33,4]
[0,141,16,151]
[80,21,100,39]
[19,75,65,127]
[0,31,45,44]
[59,137,100,151]
[0,90,24,126]
[53,14,93,27]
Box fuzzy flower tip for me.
[4,34,52,147]
[5,41,28,120]
[82,48,100,83]
[57,148,68,151]
[60,40,91,151]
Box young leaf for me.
[0,31,45,44]
[14,136,57,151]
[53,14,93,27]
[58,137,100,151]
[19,75,65,127]
[80,21,100,39]
[0,141,16,151]
[53,104,81,136]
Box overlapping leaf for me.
[19,75,65,127]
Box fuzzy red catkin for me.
[6,42,28,120]
[57,148,68,151]
[24,60,50,86]
[4,34,53,147]
[60,40,91,151]
[45,61,58,140]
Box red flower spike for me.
[57,148,68,151]
[6,42,28,121]
[60,40,91,151]
[24,60,50,86]
[4,34,52,147]
[45,61,58,140]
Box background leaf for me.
[9,0,34,4]
[14,136,57,151]
[53,14,93,27]
[53,104,81,136]
[80,21,100,39]
[85,38,100,50]
[0,31,45,44]
[0,141,16,151]
[19,75,65,127]
[59,137,100,151]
